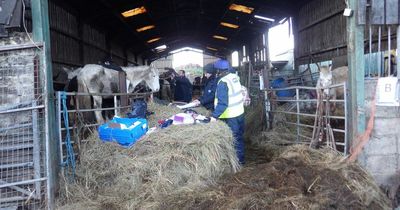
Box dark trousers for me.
[223,114,245,164]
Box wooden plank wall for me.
[295,0,347,66]
[49,1,144,83]
[295,0,398,67]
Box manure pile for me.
[151,146,391,210]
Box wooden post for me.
[347,0,366,146]
[31,0,57,209]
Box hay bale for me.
[152,145,391,210]
[57,104,239,209]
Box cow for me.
[77,64,160,124]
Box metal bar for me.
[0,101,36,112]
[298,134,312,141]
[296,88,300,143]
[0,179,34,197]
[378,26,382,77]
[32,101,41,199]
[265,83,346,91]
[0,105,45,114]
[0,162,34,170]
[57,92,63,165]
[58,91,153,97]
[0,43,44,52]
[398,26,400,79]
[61,123,101,132]
[344,83,348,155]
[0,123,32,132]
[0,144,34,151]
[271,110,346,120]
[72,106,130,113]
[0,178,47,189]
[0,196,28,203]
[388,26,392,76]
[114,95,118,116]
[369,25,372,77]
[273,99,345,103]
[285,121,345,133]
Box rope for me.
[347,83,378,162]
[60,91,76,181]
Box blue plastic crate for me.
[98,117,148,147]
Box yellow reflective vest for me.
[214,73,244,118]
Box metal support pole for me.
[347,0,366,147]
[57,92,63,165]
[389,26,392,76]
[398,26,400,79]
[114,95,118,116]
[32,101,41,199]
[296,88,300,143]
[31,0,56,208]
[369,25,372,77]
[378,26,382,77]
[344,83,348,155]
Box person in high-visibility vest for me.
[210,59,245,164]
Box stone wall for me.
[359,78,400,202]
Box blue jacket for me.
[173,76,192,103]
[199,76,218,110]
[212,81,229,118]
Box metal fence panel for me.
[266,83,348,155]
[0,43,48,209]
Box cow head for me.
[124,66,160,92]
[318,66,333,96]
[144,66,160,92]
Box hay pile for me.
[150,145,391,210]
[57,103,239,209]
[147,102,210,127]
[244,101,265,141]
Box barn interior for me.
[1,0,400,209]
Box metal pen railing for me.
[264,83,348,155]
[55,91,152,165]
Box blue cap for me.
[214,59,230,71]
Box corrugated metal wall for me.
[49,1,144,84]
[295,0,347,66]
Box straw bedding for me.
[58,102,391,210]
[57,103,239,209]
[151,145,391,210]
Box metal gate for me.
[0,43,49,209]
[266,83,348,155]
[55,91,150,171]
